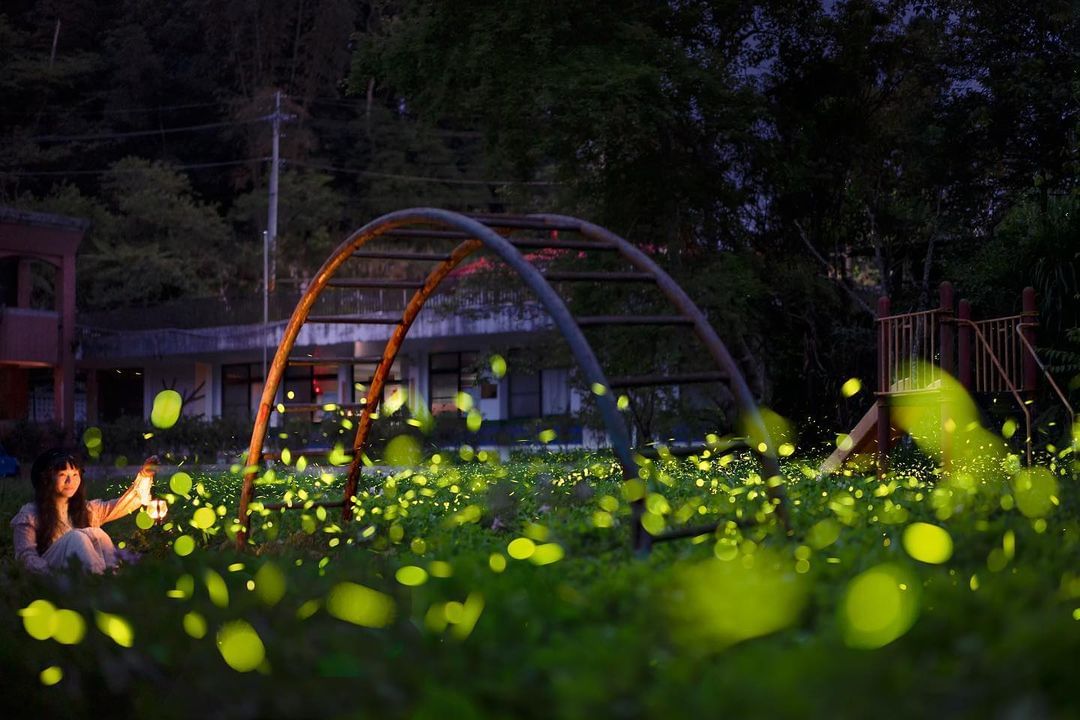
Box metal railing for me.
[877,308,944,394]
[1016,323,1076,429]
[77,284,533,331]
[954,317,1033,463]
[972,315,1025,394]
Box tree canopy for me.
[1,0,1075,423]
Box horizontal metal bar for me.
[272,403,365,413]
[509,238,617,251]
[383,228,472,240]
[635,444,710,459]
[876,308,944,322]
[352,250,454,261]
[608,371,729,389]
[466,214,584,232]
[262,447,353,458]
[307,315,400,324]
[287,355,385,366]
[650,517,754,543]
[542,271,655,282]
[327,279,425,289]
[261,498,347,511]
[575,315,694,327]
[650,521,720,542]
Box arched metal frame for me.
[238,208,784,551]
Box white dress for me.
[10,482,142,574]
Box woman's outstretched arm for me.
[89,458,156,527]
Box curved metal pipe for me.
[239,208,638,546]
[340,238,483,518]
[531,214,788,529]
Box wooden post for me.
[876,295,892,478]
[958,299,972,392]
[1021,287,1038,403]
[938,282,954,473]
[938,281,954,375]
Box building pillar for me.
[876,295,891,479]
[17,257,32,308]
[55,251,77,441]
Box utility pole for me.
[263,229,269,387]
[267,90,282,293]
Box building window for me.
[283,364,338,422]
[429,352,477,415]
[509,369,542,418]
[222,363,264,421]
[351,359,402,410]
[97,368,144,422]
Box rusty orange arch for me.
[237,208,784,551]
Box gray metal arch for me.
[530,214,787,526]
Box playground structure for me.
[238,208,787,553]
[822,282,1075,475]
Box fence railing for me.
[78,284,533,331]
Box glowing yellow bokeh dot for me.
[841,564,919,649]
[82,426,102,450]
[507,538,536,560]
[52,609,86,645]
[150,389,183,429]
[95,612,134,648]
[1002,419,1018,439]
[490,354,507,378]
[385,435,421,466]
[255,562,286,606]
[216,620,265,672]
[529,543,564,566]
[902,523,953,564]
[841,378,862,398]
[1012,466,1058,518]
[489,553,507,573]
[169,471,193,497]
[325,583,395,628]
[429,561,453,578]
[395,565,428,587]
[466,409,483,432]
[20,599,57,641]
[135,510,154,530]
[173,535,195,556]
[183,611,207,639]
[39,666,63,686]
[192,507,217,530]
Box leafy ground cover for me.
[2,441,1077,719]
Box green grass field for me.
[2,442,1077,719]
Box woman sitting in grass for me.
[10,448,154,574]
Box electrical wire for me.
[288,159,557,187]
[29,117,268,143]
[0,158,268,177]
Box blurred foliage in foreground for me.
[1,435,1077,719]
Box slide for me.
[819,404,900,475]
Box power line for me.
[29,117,268,143]
[288,159,558,187]
[0,158,268,177]
[0,96,267,119]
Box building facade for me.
[0,207,87,439]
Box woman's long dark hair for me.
[30,448,89,554]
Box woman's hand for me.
[135,455,158,505]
